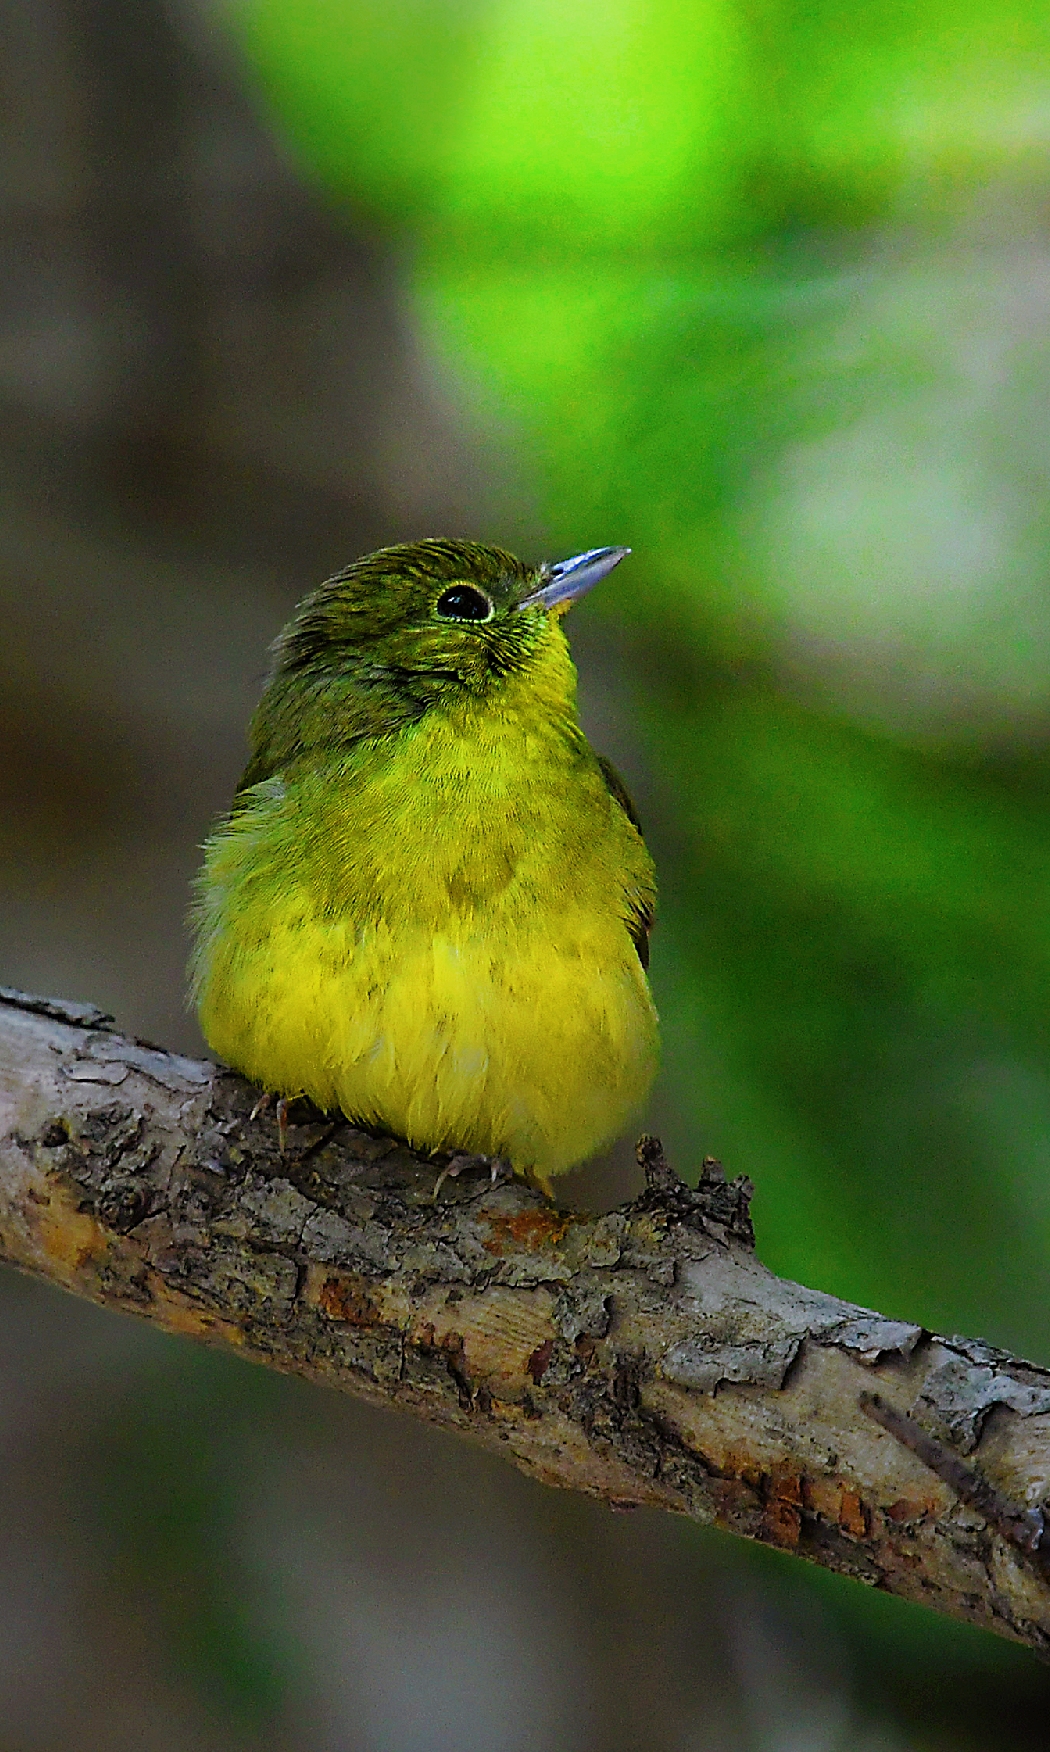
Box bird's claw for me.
[432,1153,511,1201]
[249,1090,289,1153]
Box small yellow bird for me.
[191,540,658,1189]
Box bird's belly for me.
[201,915,658,1178]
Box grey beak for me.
[518,545,630,612]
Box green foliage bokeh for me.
[228,0,1050,1359]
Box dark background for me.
[4,1,1050,1745]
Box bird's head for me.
[273,538,629,703]
[242,539,630,783]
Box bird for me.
[190,539,658,1193]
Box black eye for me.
[435,585,493,622]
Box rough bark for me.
[3,989,1050,1653]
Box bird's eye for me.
[434,585,494,622]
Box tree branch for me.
[3,989,1050,1652]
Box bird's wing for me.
[233,750,278,799]
[595,754,654,971]
[231,668,423,804]
[596,753,642,829]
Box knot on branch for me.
[634,1136,755,1248]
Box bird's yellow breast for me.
[193,653,658,1180]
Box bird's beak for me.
[518,545,630,613]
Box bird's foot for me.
[249,1090,290,1154]
[432,1153,512,1201]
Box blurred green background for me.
[4,0,1050,1745]
[234,0,1050,1340]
